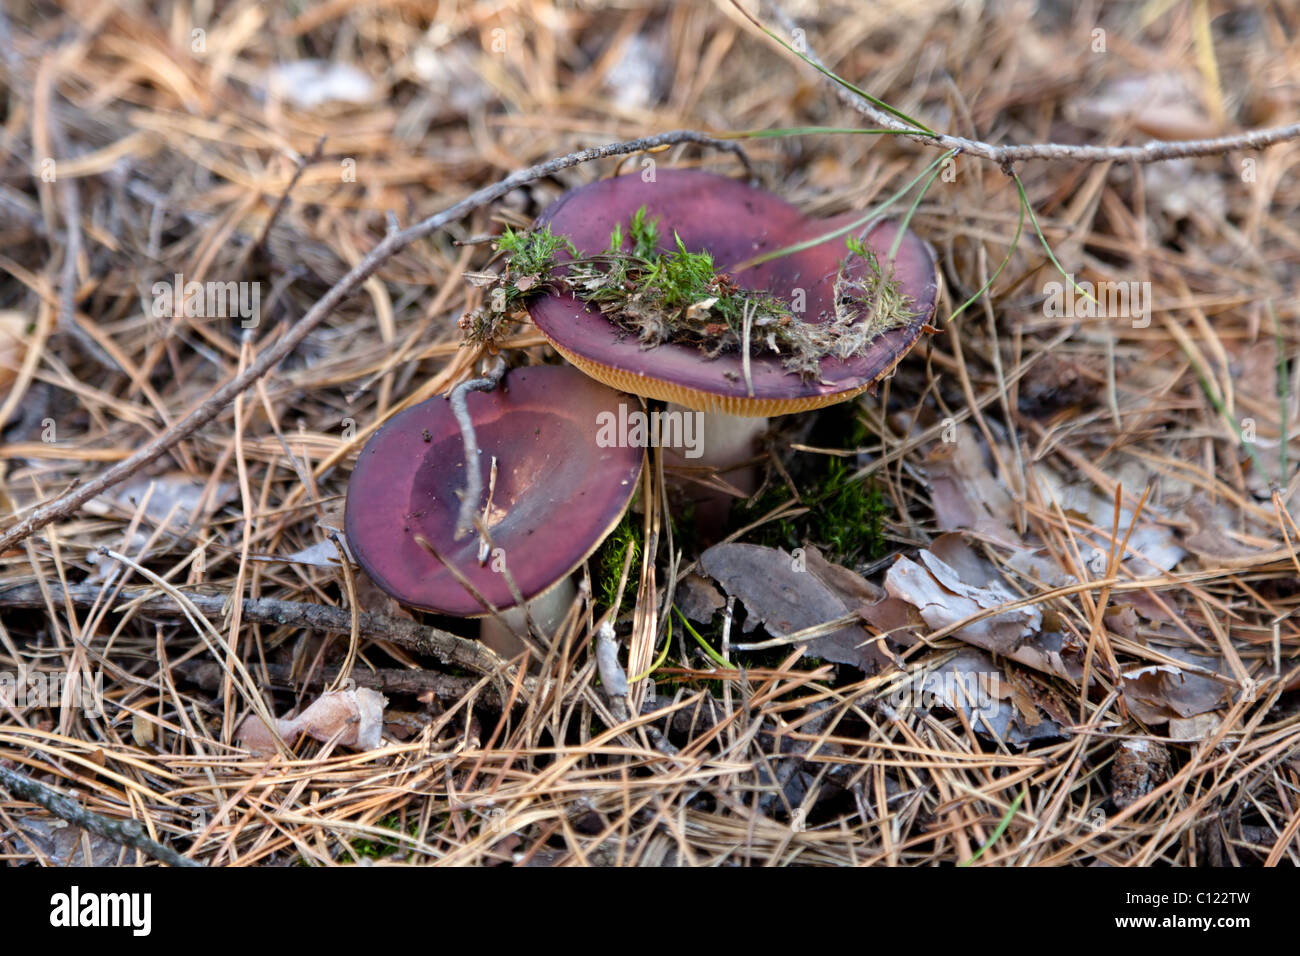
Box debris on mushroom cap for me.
[527,169,941,416]
[344,365,643,616]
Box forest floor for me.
[1,0,1299,866]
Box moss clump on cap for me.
[460,207,918,381]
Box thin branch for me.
[254,134,328,253]
[0,130,749,554]
[176,658,502,707]
[757,1,1300,168]
[0,764,201,867]
[450,355,507,539]
[0,582,503,677]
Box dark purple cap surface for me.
[345,365,643,616]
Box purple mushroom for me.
[526,168,940,495]
[345,365,643,656]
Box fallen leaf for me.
[857,596,923,652]
[884,542,1083,683]
[237,687,387,755]
[922,424,1019,546]
[882,647,1064,746]
[89,472,234,529]
[9,816,123,866]
[886,551,1040,655]
[676,572,724,623]
[261,538,344,568]
[1121,649,1228,725]
[699,543,890,672]
[1182,498,1273,567]
[802,543,884,606]
[1032,465,1185,576]
[1004,546,1076,589]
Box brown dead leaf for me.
[10,816,124,865]
[884,648,1063,746]
[923,424,1020,546]
[699,542,891,672]
[884,543,1083,683]
[677,572,724,623]
[89,471,235,528]
[858,596,923,651]
[885,551,1040,655]
[1182,498,1276,567]
[1121,647,1228,725]
[802,543,884,606]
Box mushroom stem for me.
[662,403,767,540]
[478,574,577,661]
[664,402,767,495]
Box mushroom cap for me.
[344,365,643,617]
[527,169,940,416]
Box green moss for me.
[736,415,888,565]
[461,209,917,380]
[495,223,575,282]
[813,456,888,561]
[350,812,418,860]
[593,511,641,613]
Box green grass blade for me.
[673,606,735,670]
[1012,171,1096,305]
[729,0,935,136]
[946,188,1027,324]
[957,790,1026,866]
[736,150,952,271]
[886,150,954,261]
[629,611,674,683]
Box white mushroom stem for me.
[478,575,577,661]
[663,403,767,495]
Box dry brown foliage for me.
[1,0,1298,867]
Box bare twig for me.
[254,135,328,253]
[0,130,749,554]
[0,582,503,677]
[450,355,507,539]
[757,1,1300,168]
[0,765,201,867]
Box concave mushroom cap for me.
[527,169,940,416]
[344,365,642,617]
